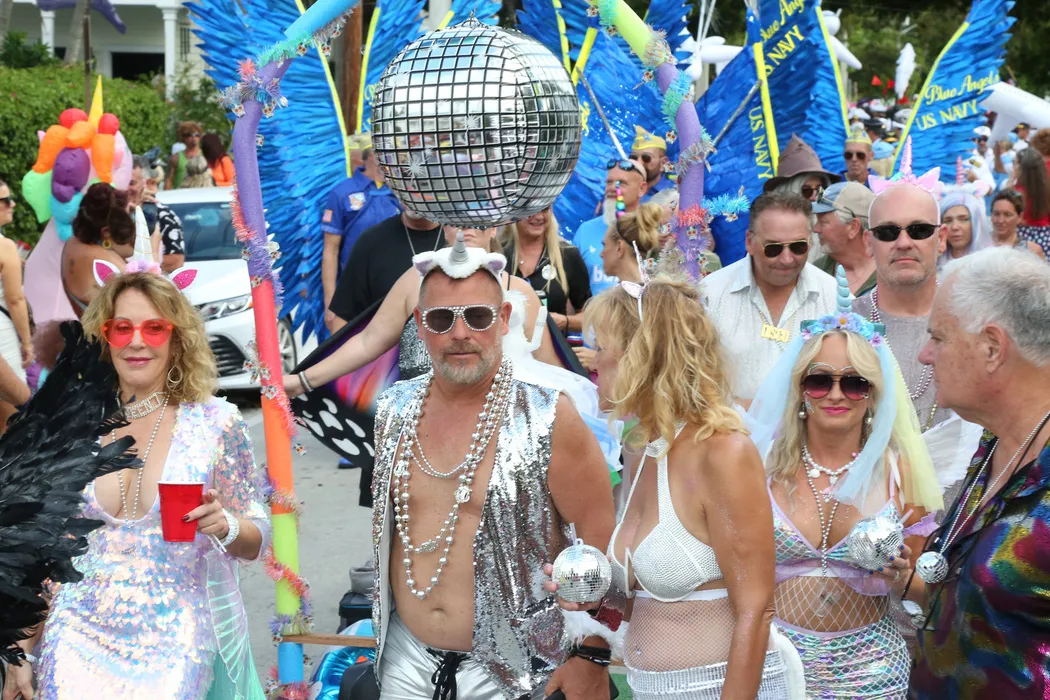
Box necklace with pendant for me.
[802,442,858,490]
[916,408,1050,584]
[392,357,514,600]
[803,460,840,617]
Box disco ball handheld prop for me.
[551,539,612,605]
[371,17,582,228]
[845,512,905,572]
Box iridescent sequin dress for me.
[36,398,271,700]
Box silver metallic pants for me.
[377,613,505,700]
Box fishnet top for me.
[770,477,900,633]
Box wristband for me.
[22,652,38,665]
[298,372,314,393]
[219,510,241,547]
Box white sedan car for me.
[157,187,310,391]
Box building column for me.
[40,9,55,51]
[162,7,178,98]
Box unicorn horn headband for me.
[799,265,884,341]
[412,230,505,283]
[868,137,942,197]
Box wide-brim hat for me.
[763,135,841,192]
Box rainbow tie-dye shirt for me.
[911,433,1050,698]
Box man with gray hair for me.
[812,182,876,295]
[852,183,951,431]
[911,247,1050,698]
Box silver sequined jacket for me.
[371,374,571,699]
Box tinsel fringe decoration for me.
[242,339,300,446]
[661,72,693,131]
[255,8,353,68]
[230,186,285,311]
[263,546,314,640]
[641,32,675,68]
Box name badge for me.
[761,323,790,343]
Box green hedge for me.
[0,63,175,245]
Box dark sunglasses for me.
[0,196,12,206]
[844,151,868,161]
[802,374,872,401]
[629,152,654,164]
[420,305,499,334]
[763,239,810,258]
[102,318,174,348]
[801,185,822,199]
[870,223,939,242]
[607,159,643,177]
[976,137,989,143]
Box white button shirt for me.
[702,257,838,401]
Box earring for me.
[167,363,183,389]
[101,239,113,250]
[865,412,873,426]
[799,404,807,420]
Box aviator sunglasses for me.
[803,374,872,401]
[844,151,868,161]
[102,318,174,348]
[421,305,499,334]
[870,223,938,243]
[762,239,810,258]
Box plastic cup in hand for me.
[158,482,204,542]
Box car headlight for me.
[197,294,253,321]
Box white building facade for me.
[9,0,206,95]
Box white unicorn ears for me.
[413,231,505,282]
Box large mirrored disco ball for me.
[371,17,581,228]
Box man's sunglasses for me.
[844,151,868,161]
[421,305,499,334]
[762,239,810,258]
[870,223,938,242]
[0,196,12,206]
[629,152,654,164]
[606,159,644,177]
[800,184,823,199]
[102,318,174,348]
[803,374,872,401]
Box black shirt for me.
[329,214,444,323]
[502,240,591,316]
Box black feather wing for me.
[0,322,140,663]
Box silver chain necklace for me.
[404,222,443,257]
[803,461,841,618]
[916,408,1050,584]
[114,395,170,525]
[392,357,514,600]
[869,286,934,401]
[123,391,167,420]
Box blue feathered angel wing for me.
[358,0,426,131]
[189,0,350,343]
[697,19,773,264]
[756,0,848,173]
[894,0,1014,178]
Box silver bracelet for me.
[22,652,38,665]
[219,509,241,547]
[298,372,313,393]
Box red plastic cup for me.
[158,482,204,542]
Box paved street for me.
[229,395,374,679]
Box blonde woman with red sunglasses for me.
[8,271,270,700]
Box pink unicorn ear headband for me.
[92,205,198,291]
[868,137,942,197]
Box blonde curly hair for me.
[81,272,217,405]
[583,276,743,449]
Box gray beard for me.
[602,198,618,226]
[433,342,502,386]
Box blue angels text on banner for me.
[894,0,1014,178]
[757,0,848,174]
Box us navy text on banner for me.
[760,0,805,75]
[915,69,998,131]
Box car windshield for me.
[167,200,239,261]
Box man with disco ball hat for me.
[911,248,1050,698]
[365,17,618,700]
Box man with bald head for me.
[852,184,952,431]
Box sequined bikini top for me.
[771,490,901,568]
[608,426,724,602]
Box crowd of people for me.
[3,87,1050,700]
